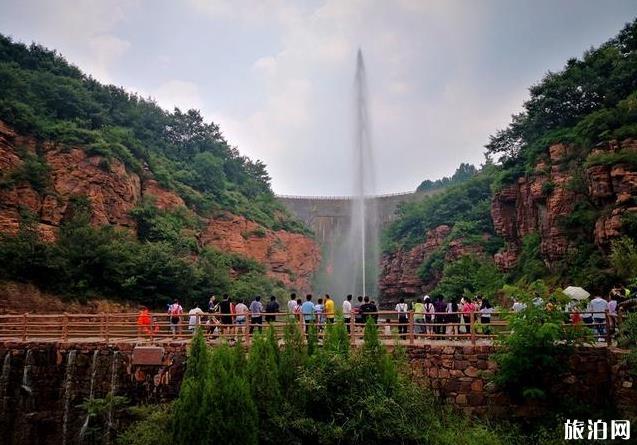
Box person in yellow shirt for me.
[324,294,335,324]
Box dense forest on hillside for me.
[383,19,637,298]
[0,35,312,306]
[0,34,307,233]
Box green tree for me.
[172,329,213,445]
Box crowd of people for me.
[134,288,625,342]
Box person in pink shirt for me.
[461,297,476,329]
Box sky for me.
[1,1,637,196]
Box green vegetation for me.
[383,20,637,296]
[493,282,589,402]
[431,255,505,301]
[0,199,286,306]
[486,21,637,171]
[416,162,478,192]
[384,168,500,252]
[0,33,307,233]
[119,324,523,445]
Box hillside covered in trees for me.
[380,19,637,303]
[0,35,320,308]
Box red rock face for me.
[0,121,321,293]
[200,213,320,293]
[142,178,185,210]
[380,141,637,299]
[489,141,637,268]
[379,225,488,306]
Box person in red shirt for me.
[137,307,151,336]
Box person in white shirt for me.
[424,296,435,335]
[343,294,353,333]
[512,299,526,313]
[589,295,609,338]
[188,304,205,331]
[287,293,298,314]
[607,294,618,334]
[234,299,249,336]
[395,297,409,340]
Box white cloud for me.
[151,80,205,112]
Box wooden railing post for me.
[349,314,355,345]
[63,313,69,342]
[245,314,251,344]
[605,310,612,346]
[22,313,28,341]
[408,311,415,345]
[470,312,476,346]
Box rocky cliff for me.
[492,141,637,271]
[0,121,320,294]
[380,141,637,300]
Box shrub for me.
[493,282,589,402]
[610,236,637,280]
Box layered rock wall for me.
[380,141,637,300]
[0,121,320,293]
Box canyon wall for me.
[0,121,320,293]
[1,341,635,444]
[379,141,637,301]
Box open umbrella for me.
[563,286,590,301]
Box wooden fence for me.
[0,310,616,346]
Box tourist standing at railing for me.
[354,296,364,330]
[188,304,205,332]
[219,295,233,335]
[294,298,303,320]
[371,299,379,323]
[315,298,325,330]
[461,297,475,334]
[235,299,248,335]
[249,296,264,334]
[607,293,618,334]
[301,294,315,333]
[208,295,219,313]
[395,297,409,340]
[589,295,609,339]
[343,294,352,333]
[413,297,424,334]
[479,299,493,335]
[137,306,152,336]
[266,296,279,323]
[325,294,335,324]
[433,296,447,338]
[287,293,298,314]
[424,296,434,335]
[446,299,460,337]
[512,298,526,313]
[168,299,183,335]
[360,296,376,324]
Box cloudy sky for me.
[1,1,636,195]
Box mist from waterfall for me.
[325,49,380,302]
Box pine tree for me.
[172,329,213,445]
[207,344,258,445]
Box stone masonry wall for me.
[406,344,637,418]
[1,342,635,444]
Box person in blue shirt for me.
[301,294,315,333]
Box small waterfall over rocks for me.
[62,350,77,445]
[20,348,33,396]
[1,352,11,417]
[79,349,99,440]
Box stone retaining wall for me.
[1,341,635,444]
[406,344,636,418]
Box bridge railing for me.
[0,310,615,346]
